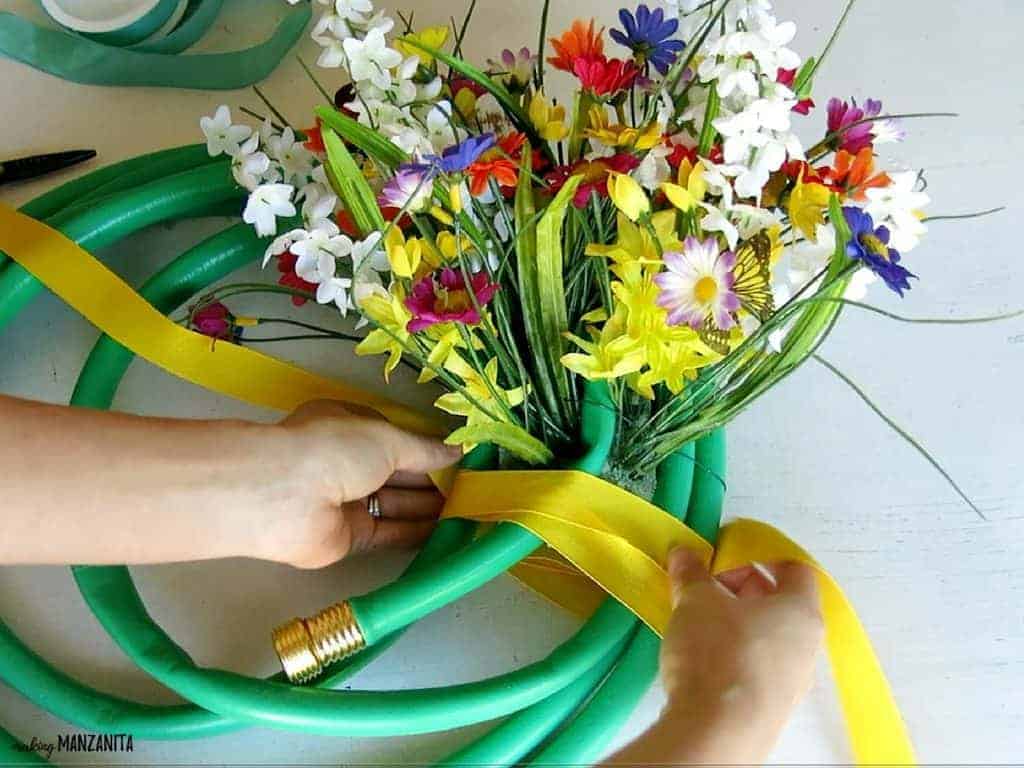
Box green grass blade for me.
[316,105,409,168]
[536,174,583,416]
[813,354,985,520]
[514,146,561,424]
[322,126,386,237]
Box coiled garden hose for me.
[0,148,726,764]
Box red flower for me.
[191,302,239,341]
[666,141,723,170]
[776,68,815,115]
[573,56,639,97]
[276,251,317,306]
[449,76,487,99]
[546,153,640,209]
[548,19,605,73]
[303,119,325,153]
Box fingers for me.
[667,546,711,607]
[386,470,437,489]
[373,487,445,521]
[377,422,463,475]
[352,518,437,554]
[773,561,820,601]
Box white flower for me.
[726,0,774,28]
[746,19,799,73]
[844,268,878,301]
[351,231,388,273]
[200,105,252,158]
[262,228,309,268]
[301,186,338,229]
[424,100,461,152]
[864,171,929,252]
[343,28,402,90]
[699,203,740,250]
[699,54,759,99]
[333,0,372,23]
[635,144,673,191]
[733,139,788,200]
[731,204,780,240]
[243,184,296,237]
[317,275,353,313]
[788,224,836,290]
[267,128,315,186]
[292,229,353,282]
[231,135,272,191]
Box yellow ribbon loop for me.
[443,470,916,766]
[0,204,915,765]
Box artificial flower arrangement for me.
[194,0,966,501]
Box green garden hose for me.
[0,151,727,764]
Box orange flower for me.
[548,19,605,72]
[466,158,519,196]
[821,148,891,201]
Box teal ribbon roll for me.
[0,1,310,89]
[41,0,183,47]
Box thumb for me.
[667,546,711,608]
[376,422,464,475]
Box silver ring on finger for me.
[367,492,383,520]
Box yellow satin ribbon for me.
[0,204,914,764]
[444,470,915,765]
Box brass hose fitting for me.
[272,601,366,684]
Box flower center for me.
[694,276,719,304]
[859,233,890,260]
[435,288,472,315]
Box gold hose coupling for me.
[272,601,366,684]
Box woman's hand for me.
[0,395,460,567]
[252,400,462,569]
[602,548,824,766]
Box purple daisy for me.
[379,164,433,212]
[654,236,740,330]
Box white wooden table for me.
[1,0,1022,763]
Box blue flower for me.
[426,134,496,174]
[842,207,915,296]
[610,5,685,75]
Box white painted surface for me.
[0,0,1022,763]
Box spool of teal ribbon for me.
[0,0,310,89]
[40,0,183,46]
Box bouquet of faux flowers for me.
[194,0,956,496]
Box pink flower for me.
[827,97,882,154]
[405,268,499,333]
[191,302,239,341]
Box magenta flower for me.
[405,267,499,332]
[827,97,883,154]
[191,301,240,341]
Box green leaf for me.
[535,174,582,415]
[400,38,543,147]
[792,57,817,98]
[315,105,408,168]
[321,126,385,237]
[828,193,852,275]
[514,145,560,422]
[446,423,554,465]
